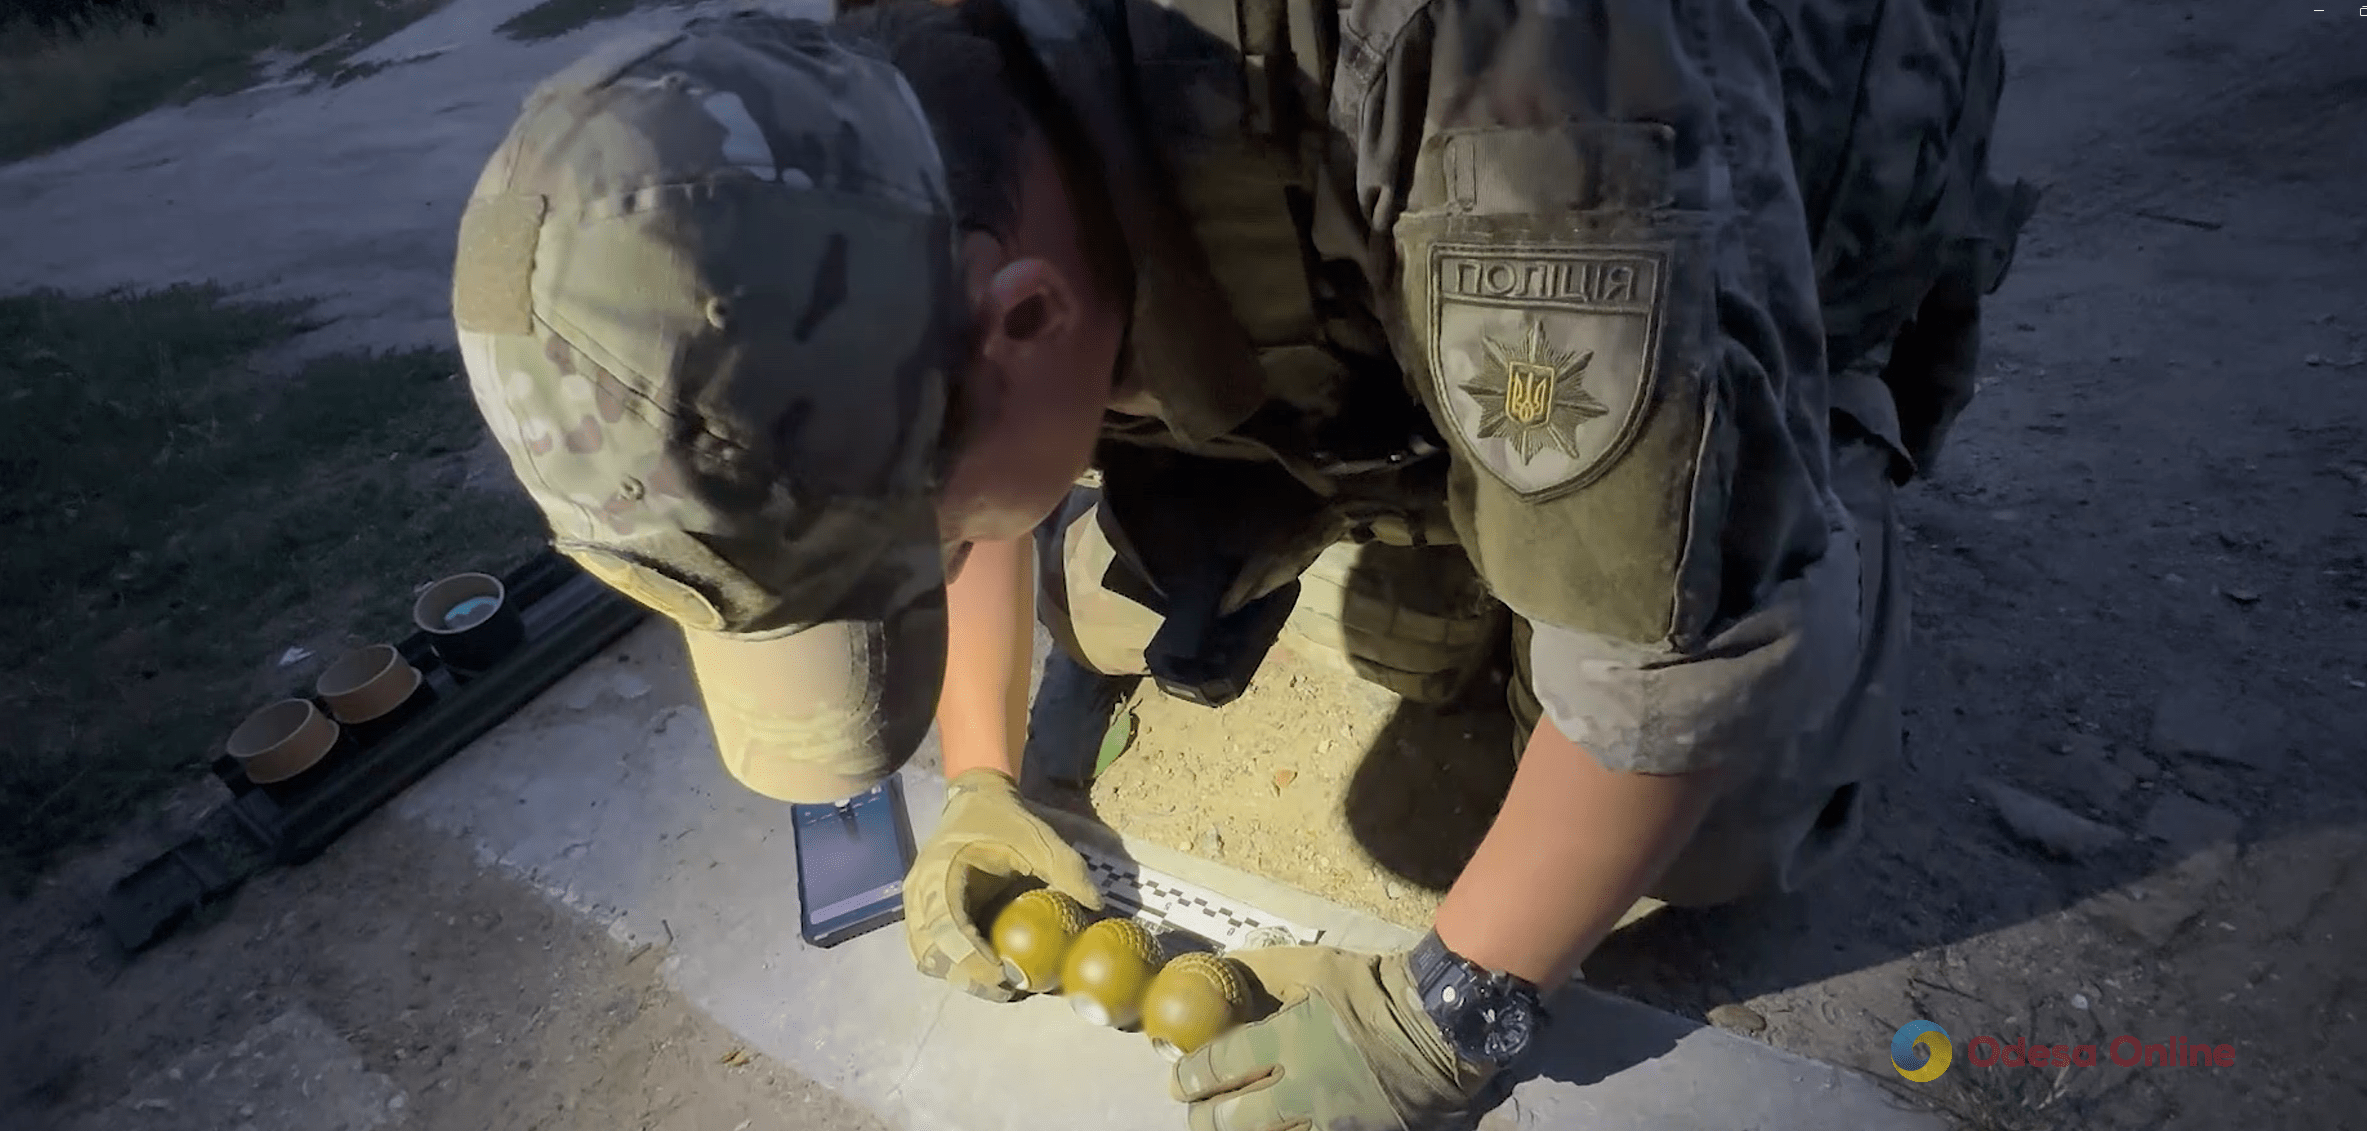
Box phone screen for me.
[792,781,911,936]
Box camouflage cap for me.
[452,12,961,802]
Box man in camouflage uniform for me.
[452,0,2033,1126]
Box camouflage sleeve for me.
[1760,0,2037,479]
[1344,0,1865,775]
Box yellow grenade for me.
[1060,917,1164,1029]
[989,889,1092,993]
[1140,952,1252,1060]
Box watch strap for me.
[1409,931,1547,1067]
[1412,930,1543,998]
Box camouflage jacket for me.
[985,0,2030,772]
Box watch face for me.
[1477,998,1537,1063]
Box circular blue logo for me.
[1891,1021,1953,1081]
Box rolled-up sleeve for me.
[1346,0,1863,775]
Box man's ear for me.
[977,258,1078,365]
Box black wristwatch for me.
[1407,930,1549,1069]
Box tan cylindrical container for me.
[314,644,422,724]
[226,698,341,784]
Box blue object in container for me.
[444,596,500,630]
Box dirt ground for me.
[1082,642,1516,929]
[1086,3,2367,1128]
[0,1,2360,1130]
[0,783,886,1131]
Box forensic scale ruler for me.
[1073,839,1323,954]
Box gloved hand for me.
[903,768,1103,1000]
[1171,945,1494,1131]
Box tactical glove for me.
[903,768,1103,1000]
[1172,945,1493,1131]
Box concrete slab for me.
[392,622,1941,1131]
[67,1006,407,1131]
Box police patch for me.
[1428,243,1669,500]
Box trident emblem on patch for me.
[1503,360,1555,425]
[1462,321,1607,463]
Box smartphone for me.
[792,775,918,948]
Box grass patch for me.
[0,285,543,892]
[496,0,694,43]
[0,0,452,165]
